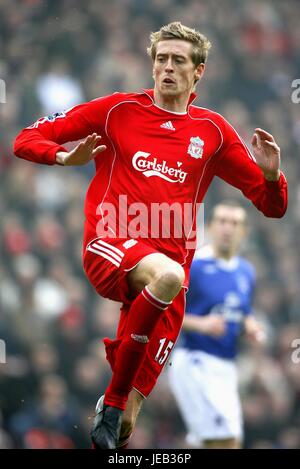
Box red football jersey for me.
[14,89,288,276]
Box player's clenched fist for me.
[56,133,106,166]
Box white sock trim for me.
[145,285,172,305]
[141,290,167,310]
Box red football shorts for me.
[83,236,186,397]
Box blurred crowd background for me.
[1,0,300,449]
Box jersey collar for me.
[216,257,239,271]
[141,88,197,114]
[195,245,240,271]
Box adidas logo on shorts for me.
[123,239,138,249]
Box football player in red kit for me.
[14,22,287,449]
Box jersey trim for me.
[141,88,197,115]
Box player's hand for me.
[244,317,266,345]
[56,133,106,166]
[200,314,226,337]
[251,128,281,181]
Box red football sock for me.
[104,286,171,410]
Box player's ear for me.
[195,63,205,82]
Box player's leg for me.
[201,354,243,449]
[102,278,186,449]
[118,389,144,448]
[90,245,185,449]
[168,349,244,449]
[91,389,144,450]
[116,288,186,446]
[180,351,243,449]
[104,252,185,408]
[203,438,241,449]
[168,348,204,448]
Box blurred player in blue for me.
[169,201,265,449]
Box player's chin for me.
[160,85,178,96]
[219,242,233,254]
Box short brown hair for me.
[147,21,211,67]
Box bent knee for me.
[158,264,185,288]
[151,262,185,299]
[128,253,185,301]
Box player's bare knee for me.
[160,264,185,289]
[152,263,185,299]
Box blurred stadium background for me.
[1,0,300,449]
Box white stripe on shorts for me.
[96,239,124,258]
[87,245,121,268]
[93,242,123,263]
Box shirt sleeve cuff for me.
[265,171,287,189]
[46,145,67,165]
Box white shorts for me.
[168,348,243,445]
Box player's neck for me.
[213,246,235,261]
[153,89,190,114]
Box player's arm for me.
[243,316,266,344]
[183,313,226,337]
[215,121,287,218]
[241,263,265,344]
[13,96,112,166]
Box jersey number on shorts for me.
[155,338,174,365]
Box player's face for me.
[209,206,247,258]
[153,40,204,99]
